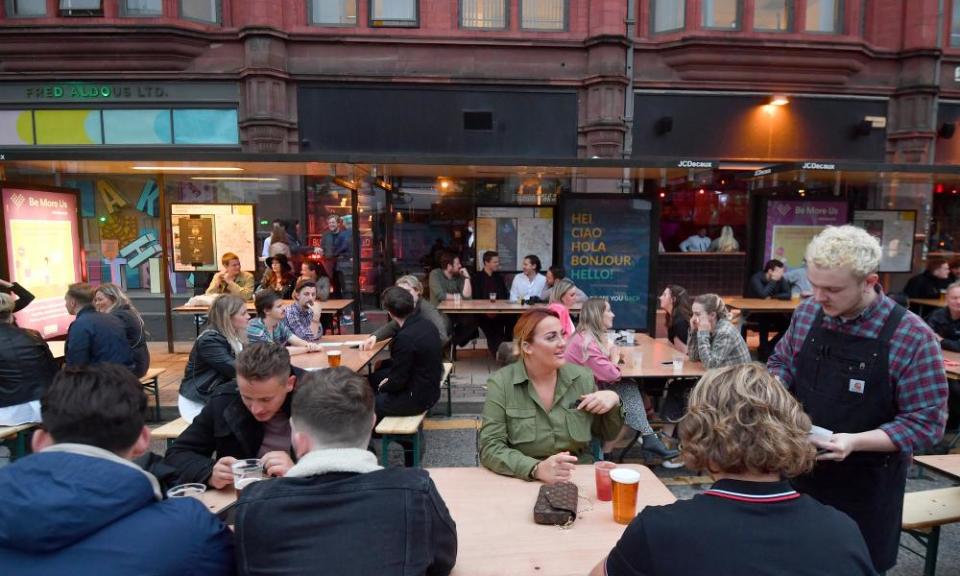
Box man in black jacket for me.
[0,293,58,426]
[470,250,512,357]
[235,367,457,576]
[370,287,442,418]
[747,259,792,360]
[163,342,297,488]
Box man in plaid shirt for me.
[768,225,947,573]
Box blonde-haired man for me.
[768,224,948,574]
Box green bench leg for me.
[144,378,161,422]
[379,432,424,467]
[923,526,941,576]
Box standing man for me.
[429,252,476,348]
[64,283,134,372]
[768,225,948,573]
[284,280,324,343]
[471,251,511,357]
[321,214,350,297]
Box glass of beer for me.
[594,461,617,502]
[231,459,264,493]
[166,483,207,499]
[610,468,641,524]
[327,348,342,368]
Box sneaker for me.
[661,457,686,470]
[341,314,354,326]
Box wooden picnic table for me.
[914,454,960,482]
[618,334,705,379]
[724,296,801,314]
[197,463,674,576]
[945,350,960,381]
[437,299,580,315]
[47,340,65,360]
[911,298,946,309]
[433,464,673,576]
[290,334,389,373]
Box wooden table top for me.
[914,454,960,481]
[290,334,389,372]
[438,299,580,315]
[944,350,960,380]
[198,485,237,515]
[911,298,946,308]
[618,334,705,379]
[173,299,353,315]
[47,340,65,360]
[431,464,675,576]
[724,297,801,313]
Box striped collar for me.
[704,479,800,504]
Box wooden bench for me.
[0,423,38,461]
[140,368,167,422]
[375,412,427,467]
[901,487,960,576]
[434,362,455,417]
[151,417,190,449]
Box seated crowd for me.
[0,224,954,576]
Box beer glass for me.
[166,483,206,499]
[327,348,342,368]
[610,468,641,524]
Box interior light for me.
[132,166,243,172]
[190,177,278,182]
[769,94,790,106]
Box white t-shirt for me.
[510,273,547,302]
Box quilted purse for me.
[533,481,578,526]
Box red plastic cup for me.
[594,461,617,502]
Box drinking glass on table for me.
[231,459,264,492]
[610,468,641,524]
[624,330,636,345]
[166,483,207,499]
[594,461,617,502]
[671,354,685,372]
[327,347,342,368]
[489,292,497,303]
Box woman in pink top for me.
[565,298,678,462]
[547,278,580,336]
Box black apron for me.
[790,304,908,573]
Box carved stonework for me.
[239,33,296,153]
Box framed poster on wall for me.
[560,195,654,331]
[476,206,553,272]
[852,209,916,273]
[764,200,849,268]
[170,203,256,272]
[0,183,83,338]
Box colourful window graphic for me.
[173,109,239,145]
[0,110,34,145]
[103,109,173,145]
[34,110,103,145]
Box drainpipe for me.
[623,0,636,160]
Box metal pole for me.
[157,173,175,353]
[350,185,361,335]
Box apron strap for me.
[877,304,906,343]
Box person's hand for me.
[698,316,714,333]
[574,390,620,415]
[306,342,321,352]
[689,315,700,332]
[0,278,11,288]
[360,335,377,351]
[309,301,323,317]
[460,267,471,279]
[811,433,856,462]
[209,456,237,489]
[608,344,621,365]
[534,452,579,484]
[261,451,294,477]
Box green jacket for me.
[479,361,624,480]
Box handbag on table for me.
[533,481,578,526]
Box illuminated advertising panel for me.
[1,185,83,337]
